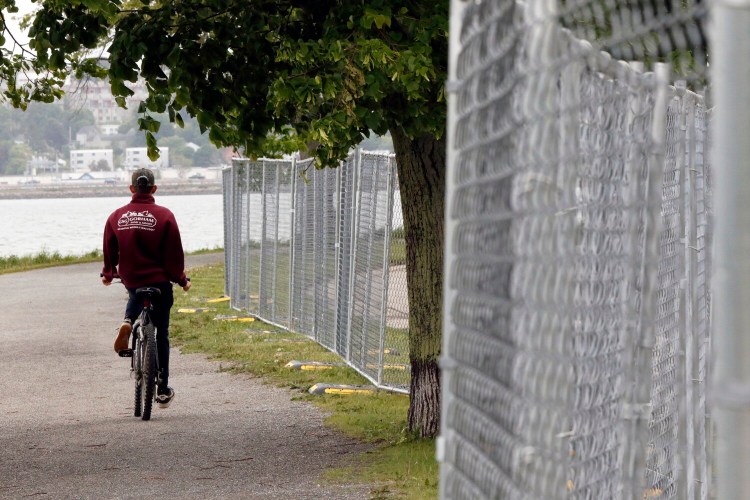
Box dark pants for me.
[125,282,174,392]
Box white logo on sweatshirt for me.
[117,210,157,231]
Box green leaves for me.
[138,115,161,134]
[145,131,160,161]
[361,7,392,30]
[3,0,447,167]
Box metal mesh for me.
[348,153,407,388]
[691,102,711,500]
[291,158,318,337]
[645,95,683,497]
[243,161,262,313]
[336,157,357,358]
[222,166,233,298]
[224,152,408,392]
[313,166,340,350]
[647,87,712,499]
[559,0,708,82]
[257,159,295,328]
[442,0,711,498]
[225,161,251,312]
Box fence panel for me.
[348,152,403,388]
[313,166,340,350]
[225,152,407,393]
[243,161,261,314]
[336,156,357,358]
[257,159,295,328]
[225,161,252,312]
[442,0,711,498]
[290,158,317,337]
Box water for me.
[237,192,402,243]
[0,194,224,257]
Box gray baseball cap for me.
[131,168,155,187]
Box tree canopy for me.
[5,0,446,164]
[2,0,449,438]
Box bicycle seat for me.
[135,287,162,299]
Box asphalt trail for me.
[0,255,369,499]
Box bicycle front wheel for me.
[140,324,157,421]
[133,322,143,417]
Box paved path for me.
[0,255,370,499]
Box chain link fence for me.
[441,0,711,497]
[222,151,409,392]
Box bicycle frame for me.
[131,305,160,379]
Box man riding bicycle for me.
[100,168,191,408]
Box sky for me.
[4,0,37,49]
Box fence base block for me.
[214,315,256,322]
[308,383,378,395]
[206,296,231,303]
[285,360,345,371]
[176,308,215,314]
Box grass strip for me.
[0,247,222,275]
[171,262,438,499]
[0,249,102,275]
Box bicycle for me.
[102,274,189,420]
[119,286,162,421]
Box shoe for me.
[114,321,132,353]
[156,387,175,409]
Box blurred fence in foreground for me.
[222,151,410,392]
[440,0,712,497]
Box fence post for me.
[624,61,671,498]
[680,85,699,500]
[313,165,322,339]
[346,150,362,365]
[333,165,343,354]
[710,1,750,497]
[376,155,396,387]
[222,165,233,299]
[271,161,279,320]
[258,160,266,315]
[362,154,379,370]
[439,0,467,495]
[289,157,297,332]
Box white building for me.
[69,149,114,171]
[100,124,121,136]
[125,147,170,170]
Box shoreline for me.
[0,181,223,200]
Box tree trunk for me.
[390,128,445,438]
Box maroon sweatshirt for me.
[101,193,188,289]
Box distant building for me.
[125,147,169,170]
[100,124,121,136]
[27,155,59,175]
[69,149,114,171]
[63,61,147,127]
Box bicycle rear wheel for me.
[133,322,143,417]
[140,323,157,421]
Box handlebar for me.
[100,273,190,285]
